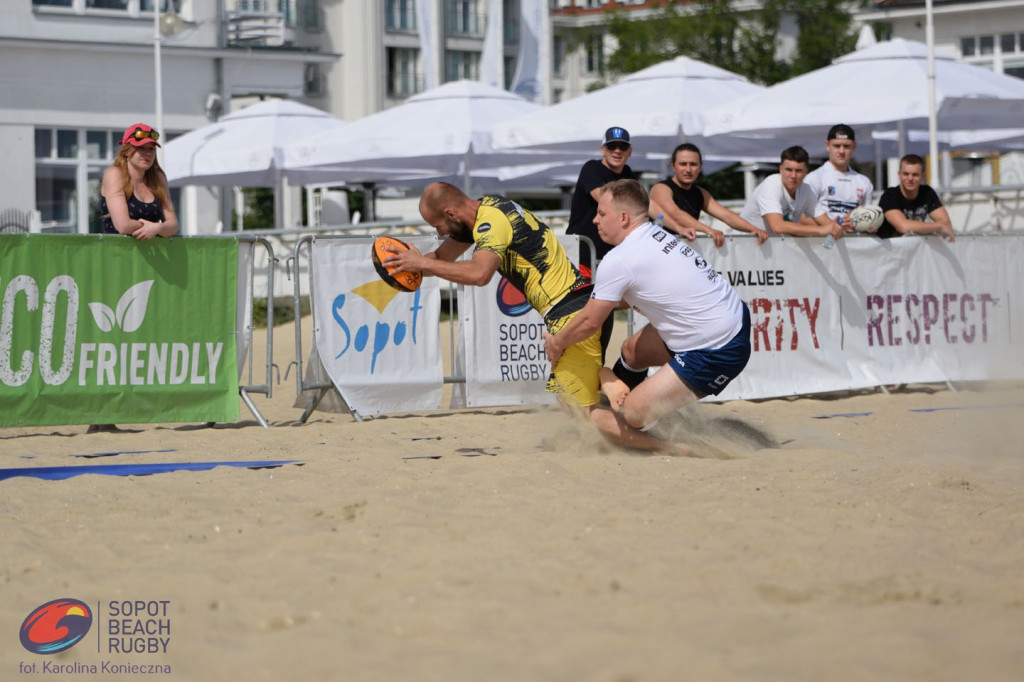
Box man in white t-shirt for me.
[804,123,874,230]
[740,146,843,243]
[543,179,751,456]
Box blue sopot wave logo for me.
[496,278,531,317]
[20,599,93,654]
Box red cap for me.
[120,123,161,148]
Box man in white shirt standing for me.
[804,123,874,230]
[544,179,751,455]
[739,146,843,243]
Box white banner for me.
[510,0,548,103]
[700,235,1024,400]
[310,237,443,415]
[415,0,438,91]
[479,0,504,88]
[300,235,1021,415]
[453,236,580,408]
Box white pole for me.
[925,0,939,188]
[154,1,163,164]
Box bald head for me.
[419,181,477,243]
[419,182,469,222]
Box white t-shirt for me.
[805,162,874,219]
[593,223,744,352]
[739,174,820,233]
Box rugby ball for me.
[371,236,422,292]
[848,205,884,233]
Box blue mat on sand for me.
[0,460,303,482]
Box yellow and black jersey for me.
[473,195,586,315]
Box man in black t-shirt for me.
[566,126,638,360]
[567,126,638,274]
[877,154,955,241]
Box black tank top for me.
[656,177,704,220]
[99,193,163,234]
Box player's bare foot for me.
[599,367,630,413]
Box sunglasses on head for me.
[606,142,630,152]
[129,127,160,142]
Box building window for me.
[385,0,416,32]
[553,34,565,77]
[960,32,1024,77]
[445,50,480,81]
[585,33,604,74]
[387,47,422,97]
[503,0,519,43]
[446,0,483,36]
[35,128,109,233]
[504,56,516,89]
[301,0,323,30]
[35,0,191,19]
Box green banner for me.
[0,235,239,426]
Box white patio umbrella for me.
[490,55,777,169]
[163,98,350,187]
[282,80,577,192]
[702,38,1024,155]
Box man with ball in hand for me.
[804,123,874,232]
[383,182,689,456]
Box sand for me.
[2,316,1023,681]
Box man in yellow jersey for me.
[383,181,685,455]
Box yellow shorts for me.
[545,307,603,408]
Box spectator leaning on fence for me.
[738,146,844,241]
[565,126,639,362]
[876,154,955,242]
[804,123,874,232]
[650,143,769,246]
[99,122,179,239]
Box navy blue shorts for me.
[667,303,751,397]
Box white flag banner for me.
[510,0,548,103]
[479,0,504,88]
[415,0,438,91]
[699,235,1024,401]
[310,237,443,415]
[454,236,580,408]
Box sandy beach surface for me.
[2,316,1023,681]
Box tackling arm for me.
[543,297,618,366]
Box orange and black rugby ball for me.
[371,236,422,292]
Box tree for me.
[605,0,857,86]
[785,0,859,74]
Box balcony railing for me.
[225,10,286,47]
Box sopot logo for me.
[19,599,93,654]
[496,278,531,317]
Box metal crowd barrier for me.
[198,234,277,428]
